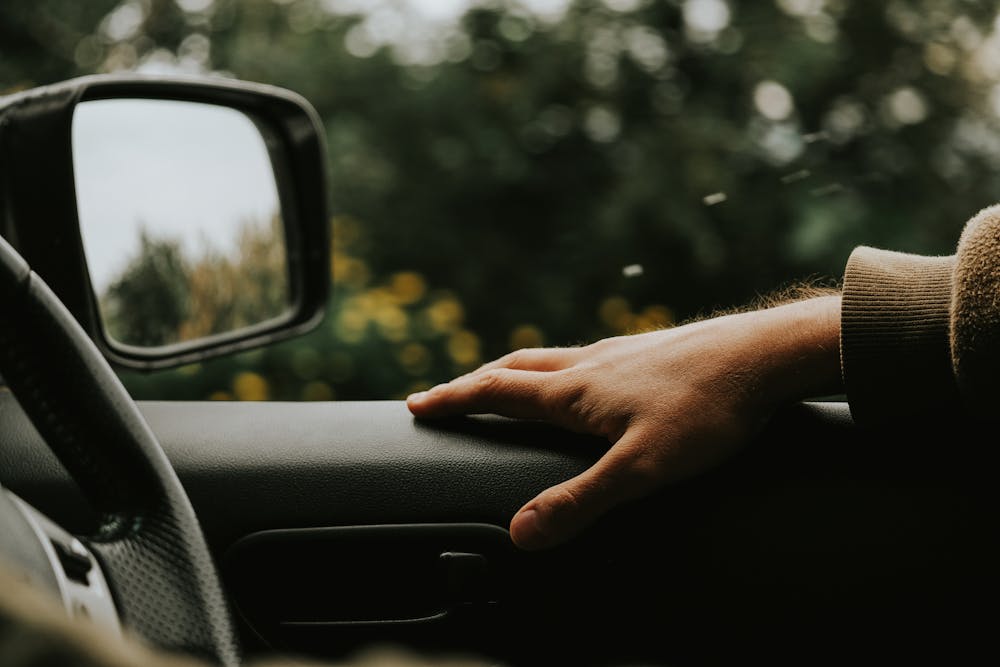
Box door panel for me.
[1,395,997,665]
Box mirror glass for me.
[73,98,290,349]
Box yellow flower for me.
[232,372,269,401]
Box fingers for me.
[406,347,582,419]
[510,428,664,550]
[408,346,583,418]
[469,347,581,375]
[407,368,559,420]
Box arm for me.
[408,295,842,549]
[409,204,1000,550]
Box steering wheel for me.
[0,235,240,663]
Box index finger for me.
[407,368,558,420]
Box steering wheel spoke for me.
[0,236,241,665]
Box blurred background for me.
[3,0,1000,401]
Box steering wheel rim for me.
[0,236,240,663]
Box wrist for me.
[743,295,843,407]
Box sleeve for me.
[840,204,1000,425]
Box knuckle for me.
[551,372,586,412]
[475,369,507,396]
[548,372,601,426]
[527,374,569,422]
[544,484,583,516]
[503,349,528,368]
[587,336,616,353]
[587,337,608,352]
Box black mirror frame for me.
[0,74,329,370]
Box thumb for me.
[509,430,661,550]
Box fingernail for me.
[510,508,547,550]
[407,391,427,403]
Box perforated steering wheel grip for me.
[0,235,240,664]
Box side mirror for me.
[0,74,329,370]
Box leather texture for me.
[0,395,852,553]
[0,238,240,665]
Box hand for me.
[407,296,842,550]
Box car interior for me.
[2,3,1000,667]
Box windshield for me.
[3,0,996,401]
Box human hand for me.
[407,296,842,550]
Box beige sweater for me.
[841,204,1000,424]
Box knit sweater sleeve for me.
[840,205,1000,425]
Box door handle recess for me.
[279,551,497,628]
[225,523,515,632]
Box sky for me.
[72,98,282,293]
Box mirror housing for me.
[0,74,329,370]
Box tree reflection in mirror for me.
[72,99,290,349]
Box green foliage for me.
[4,0,1000,400]
[100,217,289,347]
[103,230,190,346]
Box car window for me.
[3,0,996,401]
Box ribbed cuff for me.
[840,247,959,426]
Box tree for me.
[102,230,190,347]
[6,0,1000,400]
[99,216,288,347]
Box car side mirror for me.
[0,74,329,370]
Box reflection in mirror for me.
[73,98,290,349]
